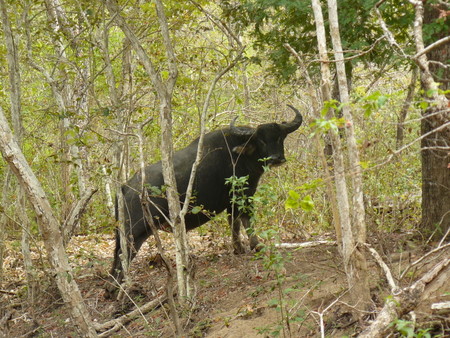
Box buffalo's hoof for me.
[233,243,246,254]
[104,285,118,300]
[249,237,260,251]
[253,242,265,252]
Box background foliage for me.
[0,0,427,242]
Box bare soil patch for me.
[1,231,449,337]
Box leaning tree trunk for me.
[0,107,97,337]
[0,0,37,307]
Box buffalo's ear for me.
[233,143,255,156]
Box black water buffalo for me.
[107,105,302,293]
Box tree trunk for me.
[0,0,36,307]
[327,0,370,287]
[312,0,372,314]
[286,13,341,243]
[419,1,450,239]
[311,0,346,249]
[396,67,418,150]
[104,0,192,301]
[44,0,88,206]
[0,171,11,285]
[0,107,97,337]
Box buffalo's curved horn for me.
[281,105,303,134]
[230,116,254,136]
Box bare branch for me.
[104,0,165,99]
[369,119,450,171]
[400,242,450,280]
[275,241,336,248]
[373,4,408,58]
[63,187,98,245]
[94,292,167,335]
[365,244,399,294]
[311,289,349,338]
[413,36,450,60]
[180,46,245,219]
[154,0,178,95]
[359,257,449,337]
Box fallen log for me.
[358,257,449,338]
[94,294,167,337]
[275,240,336,248]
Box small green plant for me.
[225,174,252,216]
[285,179,321,217]
[226,172,309,337]
[390,319,432,338]
[254,229,307,337]
[190,318,212,337]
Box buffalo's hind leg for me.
[240,215,260,251]
[105,226,150,298]
[227,208,260,254]
[228,213,246,254]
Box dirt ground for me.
[1,230,449,337]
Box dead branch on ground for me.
[275,241,336,249]
[360,245,450,338]
[94,293,168,337]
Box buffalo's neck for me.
[239,155,265,184]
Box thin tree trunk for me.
[311,0,347,250]
[44,0,88,200]
[153,0,191,301]
[283,43,341,243]
[311,0,371,314]
[102,166,115,218]
[135,123,182,336]
[0,0,36,307]
[327,0,371,313]
[396,67,418,150]
[95,17,134,289]
[104,0,191,301]
[0,107,97,337]
[375,0,449,241]
[0,171,11,286]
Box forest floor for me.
[1,229,449,337]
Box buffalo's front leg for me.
[105,225,150,298]
[228,213,246,254]
[240,215,260,251]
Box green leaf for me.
[299,195,314,212]
[288,190,300,200]
[285,190,300,210]
[191,206,202,214]
[377,95,388,107]
[419,101,429,110]
[360,161,370,169]
[426,88,437,97]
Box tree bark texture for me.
[0,108,97,337]
[310,0,371,314]
[419,0,450,239]
[309,0,343,243]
